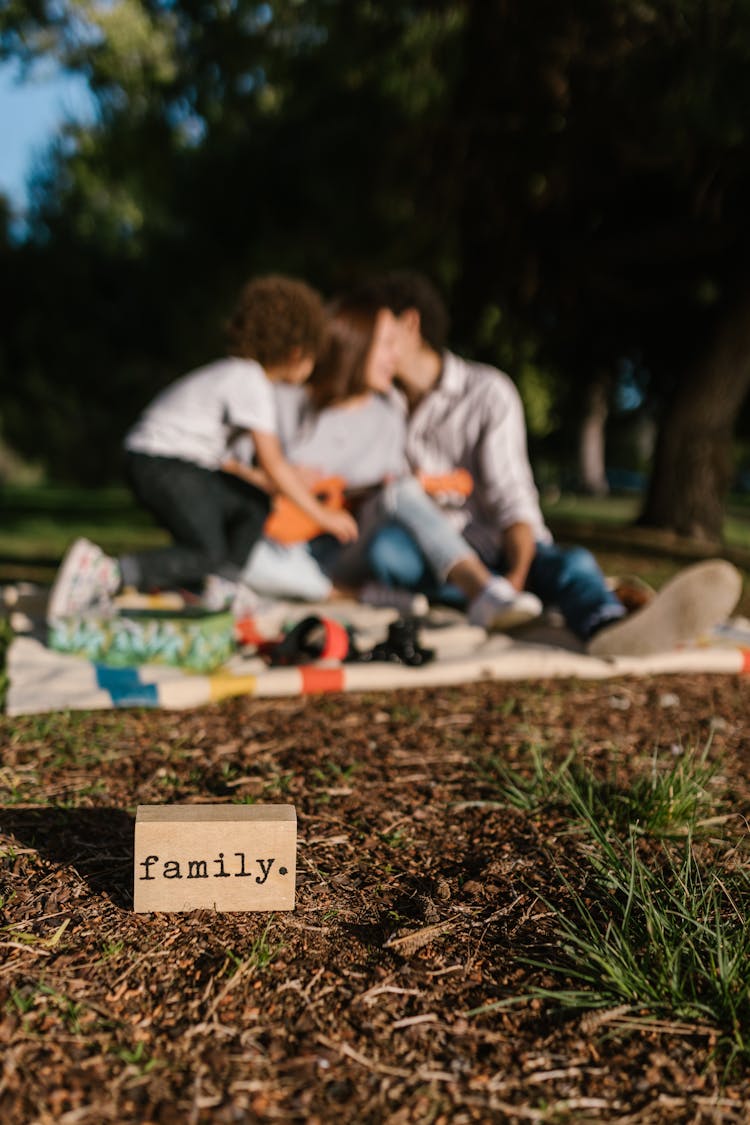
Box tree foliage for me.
[3,0,750,536]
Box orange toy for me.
[265,469,473,545]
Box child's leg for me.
[121,454,224,588]
[121,453,268,590]
[219,470,272,570]
[243,538,333,601]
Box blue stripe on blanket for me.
[94,665,160,707]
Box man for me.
[350,271,741,655]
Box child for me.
[47,275,358,621]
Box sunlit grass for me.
[560,743,723,840]
[542,491,750,549]
[526,830,750,1070]
[543,492,641,527]
[0,486,167,558]
[471,742,750,1068]
[480,741,722,839]
[478,743,576,812]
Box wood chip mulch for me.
[2,674,750,1123]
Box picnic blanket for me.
[5,591,750,716]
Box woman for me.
[239,301,408,599]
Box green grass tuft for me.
[472,742,750,1068]
[526,829,750,1068]
[560,742,722,840]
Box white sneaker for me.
[230,582,261,619]
[202,574,238,612]
[468,577,543,632]
[47,538,121,622]
[588,559,742,657]
[359,582,429,618]
[203,574,260,618]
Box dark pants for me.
[121,452,271,591]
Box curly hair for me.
[225,276,326,368]
[349,270,449,352]
[306,303,381,411]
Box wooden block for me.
[133,804,296,913]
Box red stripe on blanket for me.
[741,649,750,674]
[300,666,346,694]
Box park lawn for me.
[3,485,750,557]
[0,487,169,566]
[1,677,750,1121]
[1,483,750,550]
[544,491,750,550]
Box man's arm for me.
[474,379,546,570]
[501,521,536,591]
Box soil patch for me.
[2,674,750,1122]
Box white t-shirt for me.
[124,357,277,470]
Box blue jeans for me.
[252,476,473,596]
[367,524,624,639]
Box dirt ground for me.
[2,674,750,1123]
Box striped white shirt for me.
[405,351,551,564]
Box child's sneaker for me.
[468,576,543,632]
[47,538,121,622]
[359,582,430,618]
[202,574,239,612]
[230,582,262,619]
[203,574,260,618]
[588,559,742,657]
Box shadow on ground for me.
[1,806,134,909]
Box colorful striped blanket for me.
[6,594,750,716]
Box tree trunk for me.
[578,372,611,495]
[640,291,750,541]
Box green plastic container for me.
[48,608,236,673]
